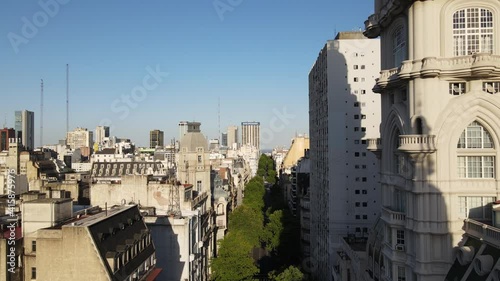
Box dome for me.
[180,132,208,152]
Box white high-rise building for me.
[94,126,109,146]
[363,1,500,280]
[308,31,381,281]
[227,125,238,149]
[14,110,34,150]
[241,122,260,151]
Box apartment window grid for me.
[453,8,493,56]
[32,267,36,279]
[459,196,496,219]
[449,82,467,95]
[483,81,500,94]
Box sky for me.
[0,0,374,149]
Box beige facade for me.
[364,1,500,280]
[66,127,93,151]
[281,136,309,174]
[241,122,260,151]
[23,203,156,281]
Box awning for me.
[146,268,162,281]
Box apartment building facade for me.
[309,31,381,280]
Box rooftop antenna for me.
[3,114,6,128]
[218,96,221,140]
[40,79,44,147]
[66,64,69,133]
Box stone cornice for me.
[364,0,416,38]
[374,54,500,92]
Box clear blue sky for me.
[0,0,374,149]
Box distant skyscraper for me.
[221,133,228,147]
[150,129,164,148]
[0,128,15,151]
[14,110,34,150]
[227,125,238,149]
[95,126,110,145]
[241,122,260,150]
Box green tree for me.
[228,205,263,247]
[271,266,304,281]
[262,210,283,252]
[211,232,259,281]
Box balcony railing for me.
[381,206,406,226]
[367,138,382,152]
[398,135,436,154]
[464,219,500,246]
[375,54,500,91]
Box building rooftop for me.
[334,31,367,40]
[23,198,72,204]
[65,205,135,227]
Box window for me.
[361,65,366,69]
[354,102,360,107]
[362,202,367,207]
[354,115,360,119]
[397,266,406,281]
[453,8,493,56]
[457,121,495,178]
[361,140,367,144]
[32,241,36,252]
[450,82,466,95]
[354,77,359,82]
[354,127,360,132]
[197,155,202,163]
[361,127,366,132]
[483,81,500,94]
[362,177,367,182]
[196,180,202,192]
[355,215,360,220]
[354,140,360,144]
[361,90,366,94]
[363,215,368,220]
[355,202,361,207]
[355,152,360,157]
[362,190,368,194]
[459,196,496,219]
[396,230,405,245]
[32,267,36,279]
[355,190,360,194]
[353,65,359,70]
[393,26,406,67]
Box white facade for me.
[94,126,109,146]
[308,32,381,281]
[364,1,500,280]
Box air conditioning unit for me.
[395,244,405,252]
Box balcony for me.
[398,135,436,154]
[367,138,382,157]
[463,219,500,246]
[364,13,380,38]
[375,54,500,92]
[381,206,406,226]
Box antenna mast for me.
[66,64,69,133]
[218,96,221,142]
[40,79,44,147]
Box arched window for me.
[457,121,495,178]
[393,26,406,67]
[453,8,493,56]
